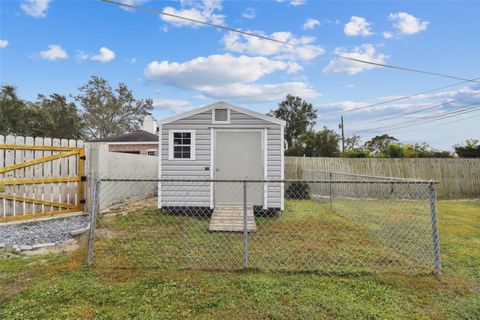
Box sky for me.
[1,0,479,150]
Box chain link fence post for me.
[87,175,101,266]
[329,171,333,211]
[428,181,441,276]
[243,180,249,269]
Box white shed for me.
[157,102,285,213]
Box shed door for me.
[214,130,263,205]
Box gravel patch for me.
[0,215,90,248]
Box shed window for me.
[213,108,230,123]
[169,130,195,160]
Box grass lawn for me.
[0,200,479,319]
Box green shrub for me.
[285,182,311,199]
[341,149,370,158]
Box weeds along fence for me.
[86,174,441,275]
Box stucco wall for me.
[86,143,158,210]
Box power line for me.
[323,77,480,116]
[356,100,480,132]
[357,104,480,133]
[375,91,480,122]
[100,0,480,84]
[355,102,480,133]
[343,91,479,128]
[414,104,480,121]
[378,106,480,131]
[436,111,480,126]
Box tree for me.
[411,143,451,158]
[284,144,305,157]
[301,127,340,157]
[268,94,317,149]
[32,94,83,139]
[454,139,480,158]
[344,134,362,151]
[1,85,84,138]
[75,76,153,139]
[364,134,398,154]
[377,143,452,158]
[0,85,36,136]
[380,144,404,158]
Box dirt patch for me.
[96,228,128,239]
[22,239,81,256]
[101,197,157,219]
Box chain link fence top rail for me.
[87,173,441,276]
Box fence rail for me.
[0,135,85,222]
[87,174,441,276]
[285,156,480,199]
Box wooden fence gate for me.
[0,135,85,222]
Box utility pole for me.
[339,115,345,152]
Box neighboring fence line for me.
[285,157,480,199]
[0,134,85,222]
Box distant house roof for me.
[89,130,158,143]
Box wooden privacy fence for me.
[285,157,480,199]
[0,135,85,222]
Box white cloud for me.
[303,18,320,30]
[145,54,295,86]
[20,0,51,18]
[323,44,387,75]
[383,31,393,39]
[39,44,68,60]
[276,0,306,6]
[198,82,319,103]
[0,39,9,48]
[344,16,374,37]
[78,47,116,63]
[285,61,303,74]
[406,86,480,101]
[91,47,115,62]
[153,99,195,114]
[144,53,319,102]
[161,0,224,28]
[242,7,255,19]
[223,31,325,61]
[318,100,368,112]
[290,0,306,6]
[389,12,429,35]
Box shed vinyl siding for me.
[160,108,283,208]
[266,125,282,208]
[161,110,211,207]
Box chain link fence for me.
[86,173,441,275]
